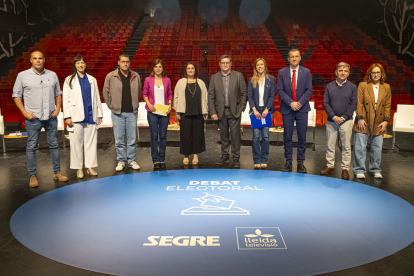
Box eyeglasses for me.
[371,72,381,75]
[220,62,231,65]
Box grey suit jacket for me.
[208,70,247,119]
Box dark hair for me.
[118,53,130,61]
[68,55,87,89]
[219,55,232,62]
[182,62,199,79]
[150,59,167,77]
[288,48,300,57]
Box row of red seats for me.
[0,9,142,123]
[274,16,413,94]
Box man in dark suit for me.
[208,55,247,168]
[277,49,312,173]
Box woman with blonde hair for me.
[353,63,391,179]
[247,58,276,169]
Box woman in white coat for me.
[63,56,103,178]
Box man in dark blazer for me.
[208,55,247,168]
[277,49,312,173]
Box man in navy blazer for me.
[277,49,312,173]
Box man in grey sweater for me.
[320,62,357,180]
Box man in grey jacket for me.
[208,55,247,168]
[103,54,141,171]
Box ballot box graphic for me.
[181,192,250,215]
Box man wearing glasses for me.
[13,51,68,187]
[208,55,247,168]
[103,54,141,172]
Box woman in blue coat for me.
[247,58,276,169]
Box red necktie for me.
[292,69,297,102]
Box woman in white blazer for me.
[63,55,103,178]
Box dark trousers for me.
[282,111,308,162]
[147,111,170,163]
[180,114,205,155]
[219,108,241,159]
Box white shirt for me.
[335,79,347,87]
[258,79,265,106]
[290,66,299,89]
[373,85,379,110]
[154,85,164,105]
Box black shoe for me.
[154,163,160,169]
[160,162,166,169]
[233,159,240,168]
[281,162,292,172]
[297,162,307,173]
[216,156,229,165]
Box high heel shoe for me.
[77,169,84,179]
[192,154,199,165]
[86,168,98,176]
[183,157,189,165]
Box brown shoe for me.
[29,176,39,188]
[192,154,199,165]
[320,167,334,175]
[53,172,68,182]
[86,168,98,176]
[342,170,350,180]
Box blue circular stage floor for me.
[10,170,414,276]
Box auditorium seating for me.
[1,6,412,128]
[133,7,285,90]
[273,13,414,125]
[0,9,143,124]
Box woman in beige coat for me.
[173,62,208,165]
[353,63,391,179]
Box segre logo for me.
[235,227,287,250]
[143,236,220,246]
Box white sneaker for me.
[374,173,383,179]
[356,173,365,179]
[115,162,125,171]
[129,161,140,170]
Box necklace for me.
[187,81,197,97]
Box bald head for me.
[30,51,44,58]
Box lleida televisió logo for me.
[235,227,287,250]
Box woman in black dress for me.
[173,62,208,165]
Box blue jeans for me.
[252,107,270,164]
[111,112,138,164]
[25,117,60,176]
[353,132,383,174]
[147,111,169,163]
